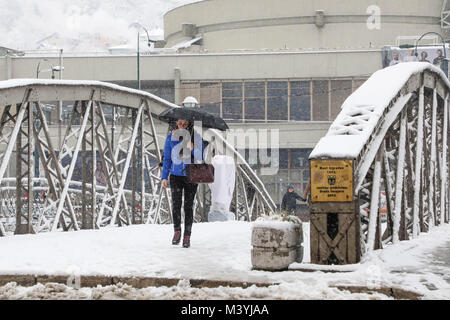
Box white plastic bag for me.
[207,155,236,221]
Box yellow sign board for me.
[310,160,353,203]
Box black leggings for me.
[169,175,198,236]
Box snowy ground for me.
[0,221,449,300]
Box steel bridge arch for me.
[0,79,275,236]
[309,63,450,264]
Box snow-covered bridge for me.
[310,63,450,265]
[1,63,449,272]
[0,79,275,236]
[0,66,450,299]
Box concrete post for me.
[174,68,181,105]
[6,55,12,79]
[251,221,303,271]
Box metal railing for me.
[0,80,275,236]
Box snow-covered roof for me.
[0,46,25,56]
[170,36,202,50]
[310,62,450,159]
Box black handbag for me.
[186,164,215,184]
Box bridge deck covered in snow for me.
[0,221,449,299]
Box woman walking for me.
[161,118,204,248]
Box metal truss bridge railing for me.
[309,63,450,265]
[0,79,275,236]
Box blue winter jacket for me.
[161,131,205,180]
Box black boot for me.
[182,235,190,248]
[172,230,181,245]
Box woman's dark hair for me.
[168,121,177,131]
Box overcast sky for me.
[0,0,200,51]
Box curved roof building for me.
[164,0,447,52]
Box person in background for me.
[420,51,430,63]
[403,49,418,62]
[389,52,401,66]
[161,118,204,248]
[433,49,445,70]
[281,185,305,215]
[382,51,391,68]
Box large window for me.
[180,82,200,104]
[290,149,312,169]
[330,80,352,121]
[200,82,220,116]
[267,81,288,121]
[244,82,265,121]
[312,80,329,121]
[279,148,289,169]
[290,81,311,121]
[353,79,367,92]
[111,80,175,103]
[222,82,243,122]
[244,148,311,171]
[147,86,175,104]
[179,78,367,122]
[244,149,260,169]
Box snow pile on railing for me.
[310,62,449,159]
[0,78,180,109]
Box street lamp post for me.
[57,49,64,154]
[33,116,41,199]
[36,59,64,80]
[35,58,64,194]
[137,26,156,90]
[135,26,156,220]
[36,59,55,79]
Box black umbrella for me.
[157,107,229,131]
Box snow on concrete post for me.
[207,155,236,222]
[251,215,303,271]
